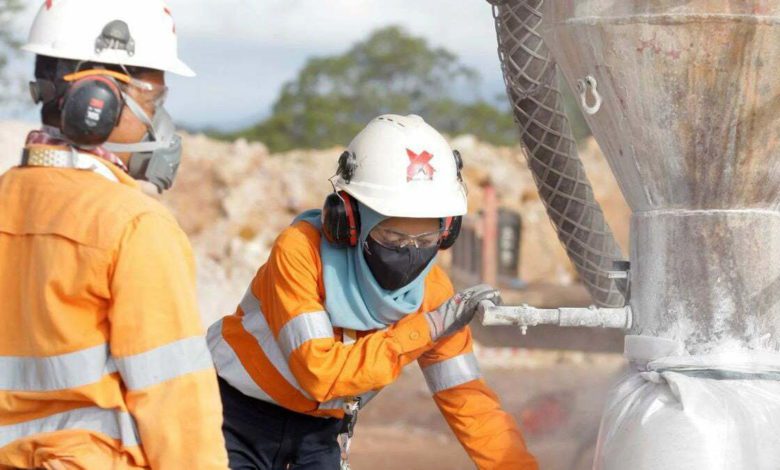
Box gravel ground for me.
[350,351,626,470]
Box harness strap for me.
[22,145,119,183]
[338,396,361,470]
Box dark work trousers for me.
[218,377,344,470]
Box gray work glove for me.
[425,284,502,341]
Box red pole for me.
[482,182,498,286]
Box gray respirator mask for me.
[103,93,182,193]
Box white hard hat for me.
[23,0,194,77]
[334,114,468,218]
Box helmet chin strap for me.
[103,93,183,193]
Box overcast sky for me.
[2,0,507,131]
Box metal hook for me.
[577,75,602,115]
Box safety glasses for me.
[62,68,169,109]
[370,226,444,249]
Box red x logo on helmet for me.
[406,149,435,182]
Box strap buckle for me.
[338,397,362,470]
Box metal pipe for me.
[481,302,632,335]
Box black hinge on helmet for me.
[337,150,358,183]
[95,20,136,56]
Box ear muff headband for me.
[442,216,453,238]
[62,69,134,85]
[75,74,121,92]
[340,192,360,247]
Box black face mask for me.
[363,236,439,291]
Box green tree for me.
[234,26,519,151]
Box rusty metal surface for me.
[541,1,780,354]
[542,1,780,212]
[491,0,627,308]
[631,210,780,353]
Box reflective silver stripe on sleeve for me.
[239,287,314,400]
[422,352,482,394]
[207,318,277,403]
[114,336,213,391]
[0,406,141,448]
[0,344,117,392]
[278,311,333,358]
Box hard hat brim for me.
[338,181,468,219]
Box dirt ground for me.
[349,350,625,469]
[345,282,627,469]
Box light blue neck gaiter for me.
[294,205,436,330]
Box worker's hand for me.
[425,284,502,341]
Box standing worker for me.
[0,1,228,469]
[209,114,538,469]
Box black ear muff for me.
[322,191,361,247]
[439,149,465,250]
[440,216,462,250]
[60,75,123,146]
[453,149,464,182]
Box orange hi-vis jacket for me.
[0,152,229,469]
[208,220,538,470]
